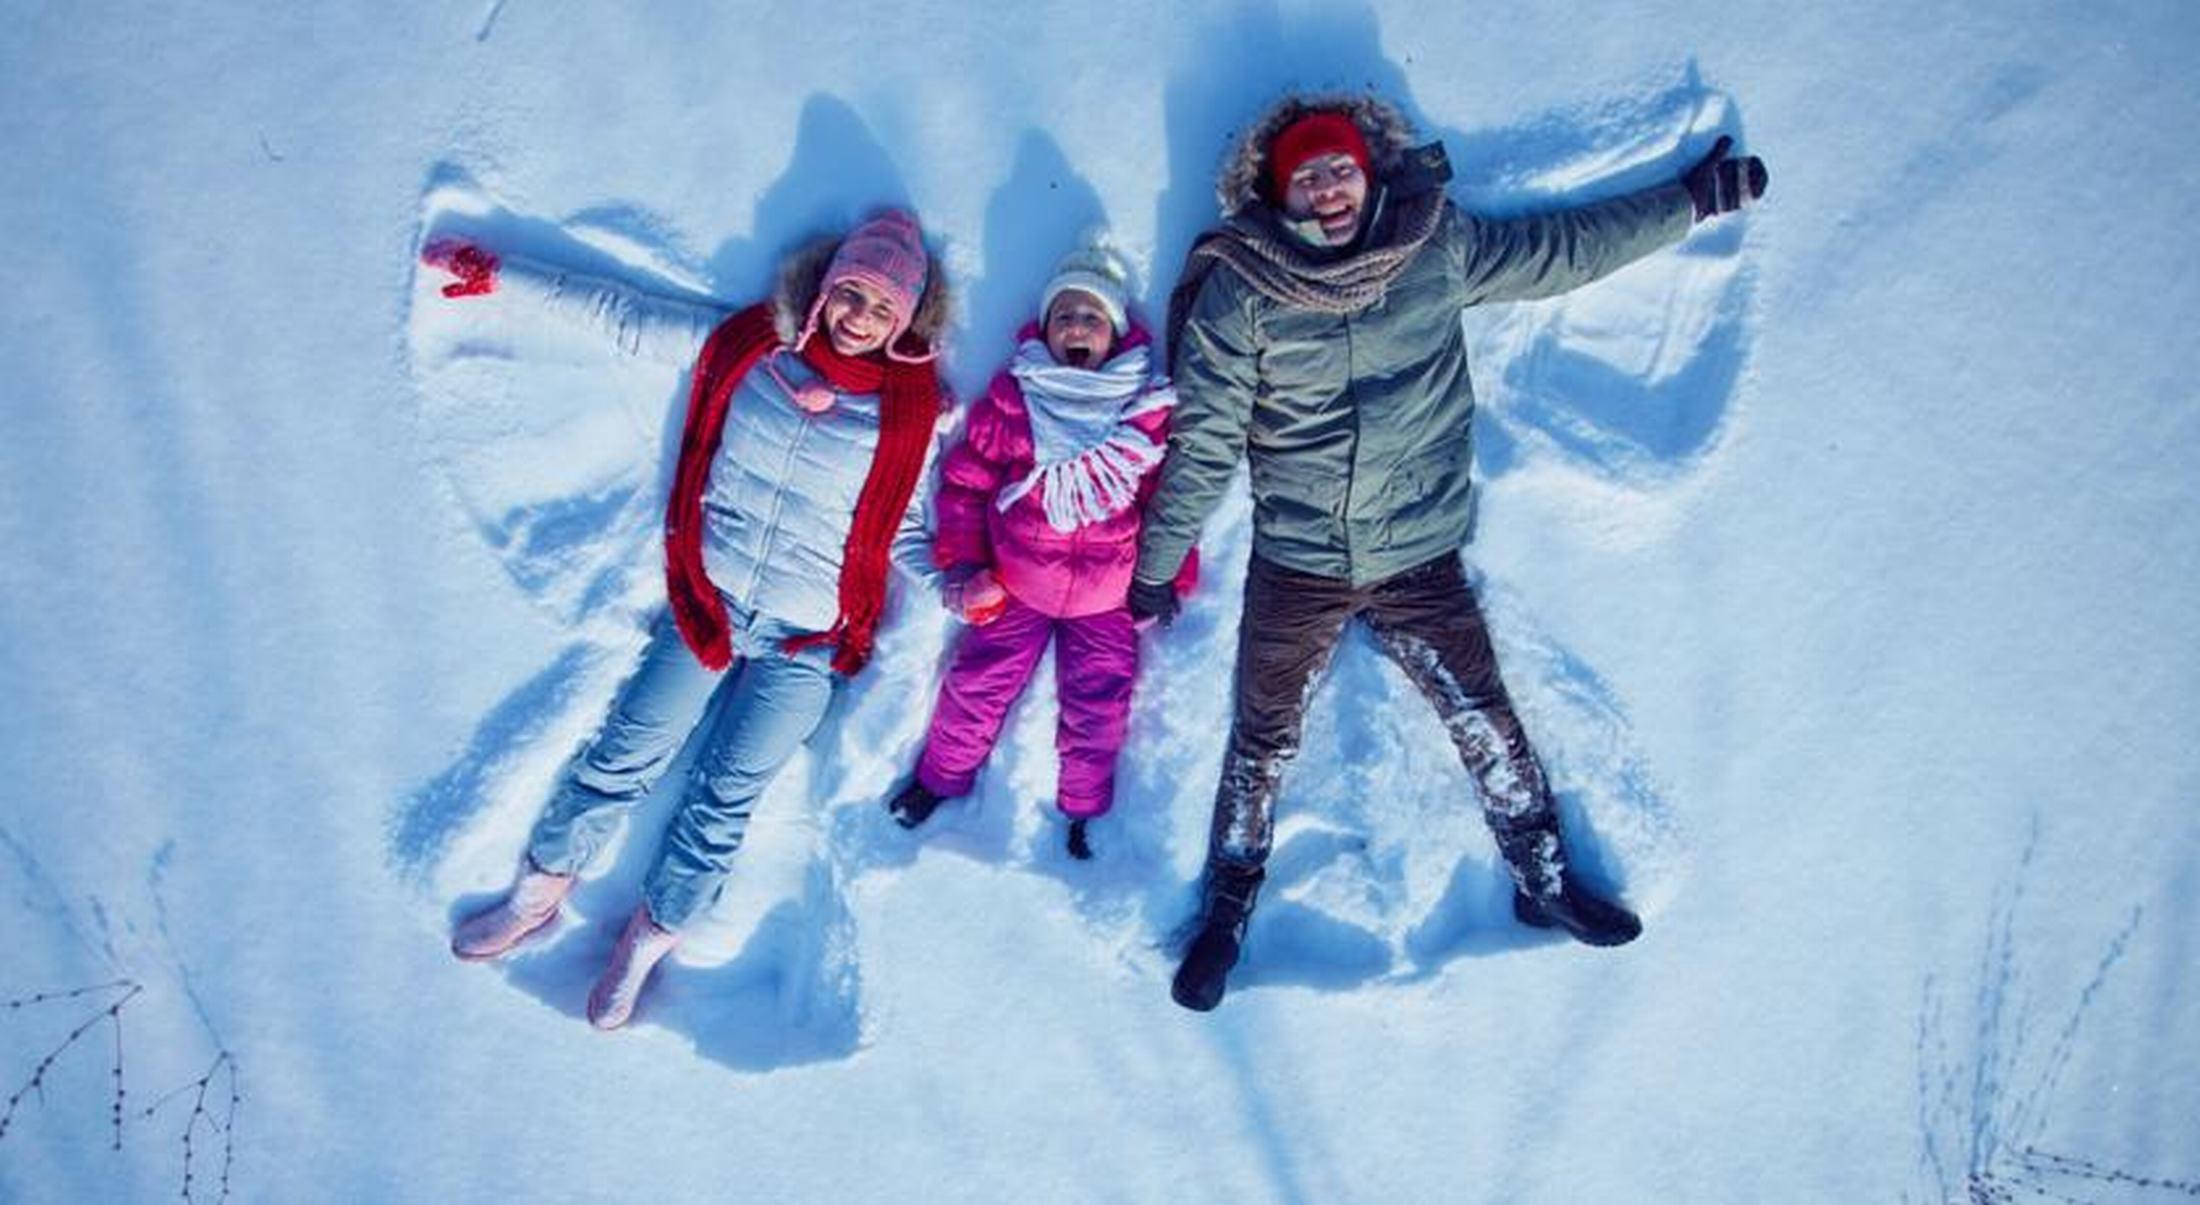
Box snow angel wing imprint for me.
[407,184,729,628]
[1467,92,1762,496]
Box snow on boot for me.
[450,865,574,962]
[586,906,680,1030]
[887,779,945,829]
[1171,864,1264,1012]
[1065,819,1093,861]
[1514,873,1642,947]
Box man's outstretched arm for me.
[1455,137,1767,306]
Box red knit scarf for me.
[664,303,939,675]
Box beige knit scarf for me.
[1165,188,1445,371]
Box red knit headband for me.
[1268,112,1371,201]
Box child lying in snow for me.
[885,237,1196,859]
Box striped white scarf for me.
[996,339,1175,533]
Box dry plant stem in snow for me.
[1,979,141,1149]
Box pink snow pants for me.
[915,597,1138,818]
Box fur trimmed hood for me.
[1216,92,1419,217]
[770,230,954,361]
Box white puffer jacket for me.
[498,252,940,635]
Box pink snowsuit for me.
[915,323,1195,818]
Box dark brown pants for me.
[1207,552,1564,895]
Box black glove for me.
[887,779,944,829]
[1682,136,1768,221]
[1127,577,1180,629]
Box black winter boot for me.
[1514,872,1642,947]
[1171,863,1265,1012]
[886,780,945,829]
[1065,819,1093,861]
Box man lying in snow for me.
[1129,92,1767,1011]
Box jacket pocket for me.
[1380,438,1472,548]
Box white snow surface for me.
[4,2,2197,1202]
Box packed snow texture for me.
[4,2,2197,1202]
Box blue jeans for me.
[527,605,838,929]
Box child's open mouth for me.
[1064,347,1095,367]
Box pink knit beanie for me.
[800,209,934,361]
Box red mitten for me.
[946,567,1010,626]
[966,594,1009,627]
[420,238,500,298]
[1173,546,1201,598]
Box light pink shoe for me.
[450,865,574,962]
[586,906,680,1030]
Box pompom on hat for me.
[1040,233,1133,336]
[798,209,934,362]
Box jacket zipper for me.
[1342,311,1362,578]
[747,400,815,606]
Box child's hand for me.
[944,567,1009,625]
[961,570,1009,625]
[420,238,500,298]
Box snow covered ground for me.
[4,1,2196,1201]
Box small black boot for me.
[1065,819,1093,861]
[1514,872,1642,947]
[1171,863,1265,1012]
[886,780,945,829]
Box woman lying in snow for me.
[883,236,1197,859]
[430,211,949,1030]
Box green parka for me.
[1135,96,1695,588]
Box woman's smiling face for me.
[818,276,903,357]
